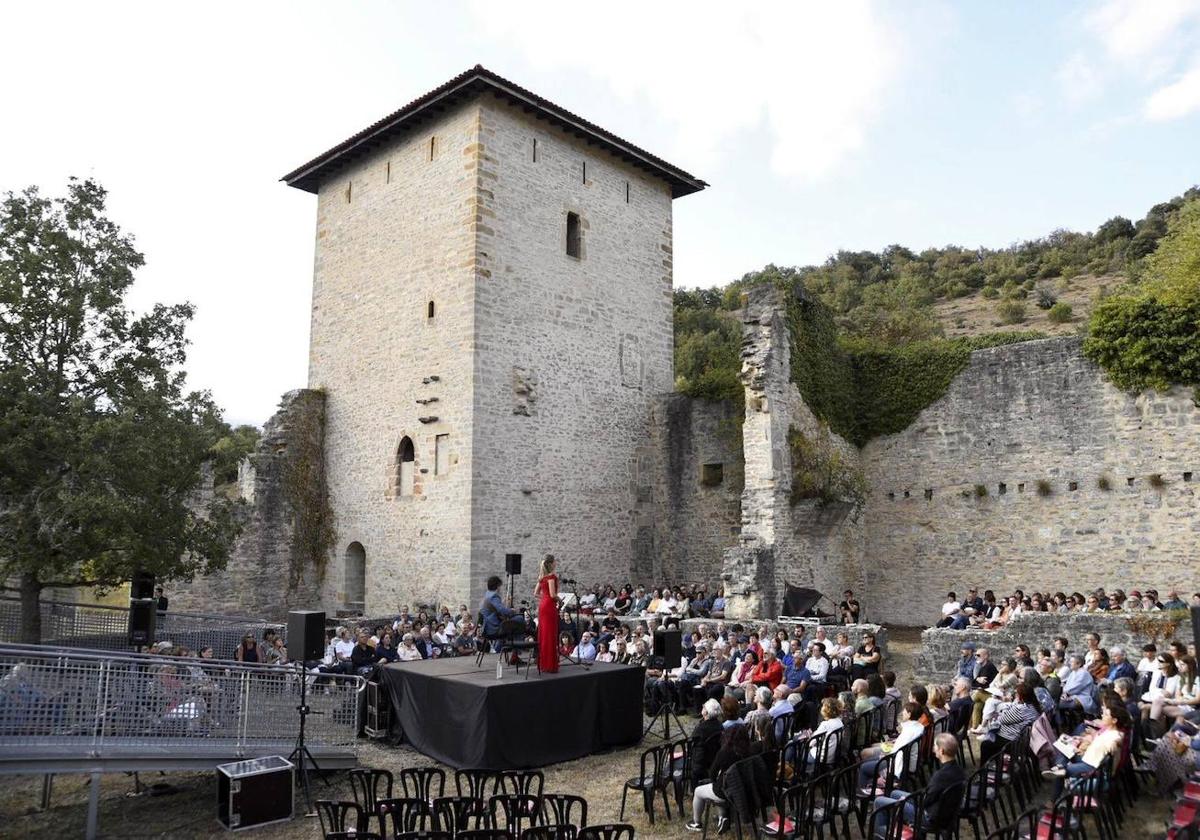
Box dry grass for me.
[0,627,1172,838]
[933,273,1125,339]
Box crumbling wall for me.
[723,287,865,619]
[169,389,328,620]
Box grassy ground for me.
[0,627,1174,838]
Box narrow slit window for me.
[386,161,391,183]
[429,136,436,161]
[566,212,581,258]
[581,161,587,183]
[532,138,537,162]
[345,181,352,203]
[427,300,435,319]
[625,181,630,203]
[435,434,450,476]
[396,437,415,496]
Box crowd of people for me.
[569,582,863,624]
[934,586,1197,629]
[946,627,1200,796]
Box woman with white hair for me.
[743,686,774,730]
[689,698,724,786]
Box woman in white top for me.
[595,641,615,663]
[857,702,925,787]
[1147,654,1198,732]
[810,697,844,766]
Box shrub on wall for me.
[1035,479,1052,496]
[787,424,867,511]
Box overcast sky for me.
[2,1,1198,426]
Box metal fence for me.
[0,643,364,773]
[0,597,287,660]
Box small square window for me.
[700,463,724,486]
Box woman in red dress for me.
[536,554,561,673]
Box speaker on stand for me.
[286,609,328,814]
[504,553,522,606]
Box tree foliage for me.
[0,179,243,641]
[1083,197,1200,395]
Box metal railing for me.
[0,596,286,659]
[0,643,364,773]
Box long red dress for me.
[536,574,560,673]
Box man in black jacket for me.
[871,733,965,837]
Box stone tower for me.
[283,66,706,614]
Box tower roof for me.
[281,65,707,198]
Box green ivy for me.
[785,289,1043,445]
[787,425,867,510]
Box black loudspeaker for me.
[216,756,293,830]
[505,553,522,575]
[1192,606,1200,657]
[364,680,391,739]
[287,610,325,662]
[130,570,156,600]
[653,628,682,665]
[128,598,156,646]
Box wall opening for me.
[566,212,581,258]
[532,138,537,162]
[429,136,436,161]
[998,482,1007,495]
[581,161,587,183]
[625,181,630,203]
[435,434,450,476]
[700,463,724,486]
[427,300,436,319]
[344,542,366,609]
[924,488,933,500]
[397,436,415,496]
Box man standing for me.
[154,585,169,615]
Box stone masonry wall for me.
[650,394,743,587]
[724,287,865,620]
[914,610,1194,683]
[169,389,326,620]
[307,102,480,615]
[861,337,1200,627]
[467,96,679,597]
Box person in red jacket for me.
[750,649,784,691]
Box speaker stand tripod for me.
[289,662,328,815]
[643,687,687,740]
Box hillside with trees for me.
[675,186,1200,446]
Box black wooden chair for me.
[458,831,514,840]
[576,826,634,840]
[854,749,903,833]
[377,797,434,837]
[866,793,910,840]
[432,795,487,835]
[394,833,453,840]
[810,762,856,840]
[959,751,1003,840]
[489,795,543,837]
[769,781,815,839]
[400,767,447,803]
[541,793,587,830]
[619,741,674,824]
[316,800,367,837]
[350,768,396,816]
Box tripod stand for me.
[642,662,687,740]
[559,580,593,669]
[288,662,327,815]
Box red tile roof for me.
[281,64,707,198]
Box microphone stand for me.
[560,579,593,670]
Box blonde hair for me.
[820,697,840,719]
[926,684,946,709]
[539,554,556,577]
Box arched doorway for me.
[345,542,366,610]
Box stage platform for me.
[380,656,645,769]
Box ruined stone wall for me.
[307,102,480,614]
[467,97,678,596]
[724,287,865,619]
[914,610,1194,683]
[649,394,743,587]
[169,389,326,620]
[861,337,1200,627]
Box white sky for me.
[2,1,1198,425]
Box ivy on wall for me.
[279,393,336,591]
[788,424,867,510]
[785,289,1043,446]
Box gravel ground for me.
[0,627,1173,838]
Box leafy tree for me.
[211,424,261,486]
[0,179,243,642]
